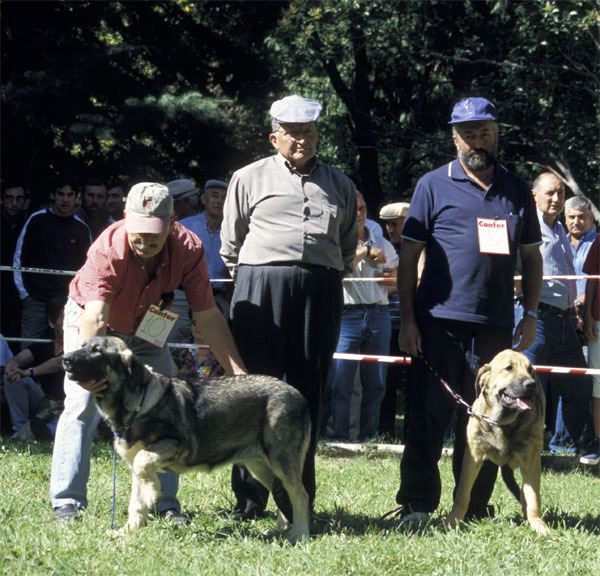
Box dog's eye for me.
[504,364,514,372]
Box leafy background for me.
[2,0,598,218]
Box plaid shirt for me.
[69,220,215,334]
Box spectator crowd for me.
[1,96,598,527]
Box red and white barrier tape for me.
[3,337,596,376]
[332,351,600,376]
[2,265,599,282]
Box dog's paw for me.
[285,526,309,544]
[123,516,145,532]
[529,518,550,535]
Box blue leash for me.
[111,437,119,530]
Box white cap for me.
[270,95,322,123]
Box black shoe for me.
[29,417,54,441]
[159,508,189,527]
[54,504,79,521]
[231,503,265,522]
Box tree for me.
[265,0,599,215]
[1,0,285,204]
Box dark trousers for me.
[378,327,410,439]
[396,317,511,516]
[230,264,343,512]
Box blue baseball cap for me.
[449,97,497,124]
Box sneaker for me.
[53,504,79,521]
[579,438,600,466]
[159,508,189,527]
[395,511,430,530]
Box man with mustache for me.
[50,182,246,523]
[395,97,543,527]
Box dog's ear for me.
[121,348,147,390]
[475,364,491,396]
[527,359,541,387]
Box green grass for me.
[1,438,598,576]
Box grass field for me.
[1,438,598,576]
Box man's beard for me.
[460,148,495,172]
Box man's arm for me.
[513,244,542,351]
[191,307,247,375]
[397,239,425,356]
[219,174,248,279]
[583,278,598,341]
[74,300,110,396]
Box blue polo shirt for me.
[402,159,541,327]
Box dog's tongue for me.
[516,397,533,411]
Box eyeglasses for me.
[278,129,318,142]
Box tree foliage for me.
[266,0,599,214]
[1,0,597,218]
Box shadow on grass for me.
[540,506,600,534]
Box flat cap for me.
[449,97,497,124]
[166,179,198,200]
[379,202,410,220]
[270,95,322,123]
[204,179,228,192]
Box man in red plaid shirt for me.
[50,182,246,524]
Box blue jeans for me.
[50,298,180,512]
[329,305,391,441]
[520,307,592,453]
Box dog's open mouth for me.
[500,392,533,411]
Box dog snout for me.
[523,379,536,394]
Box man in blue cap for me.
[221,95,357,521]
[394,97,543,527]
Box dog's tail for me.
[501,465,522,502]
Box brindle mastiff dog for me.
[447,349,549,534]
[62,336,311,543]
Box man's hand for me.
[368,246,386,264]
[584,312,598,341]
[398,318,422,357]
[4,360,26,383]
[75,378,108,398]
[512,315,537,351]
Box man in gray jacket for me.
[221,94,357,520]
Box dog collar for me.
[115,385,149,437]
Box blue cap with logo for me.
[270,95,322,123]
[449,97,497,124]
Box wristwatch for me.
[526,310,538,320]
[574,299,583,309]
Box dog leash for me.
[110,386,149,529]
[417,351,500,427]
[379,350,501,523]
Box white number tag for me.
[477,218,510,255]
[135,305,179,348]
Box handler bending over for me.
[50,182,246,523]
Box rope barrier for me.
[3,336,597,376]
[2,265,599,282]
